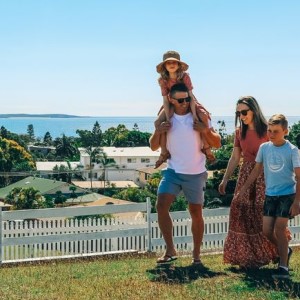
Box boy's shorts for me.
[157,168,207,205]
[263,194,295,218]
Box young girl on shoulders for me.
[154,50,214,168]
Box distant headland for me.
[0,114,89,118]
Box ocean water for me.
[0,116,299,139]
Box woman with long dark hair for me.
[219,96,278,268]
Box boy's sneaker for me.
[287,247,293,267]
[272,266,290,279]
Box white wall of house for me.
[78,147,160,182]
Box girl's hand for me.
[156,121,171,134]
[197,111,209,127]
[193,119,207,132]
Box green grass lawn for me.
[0,248,300,300]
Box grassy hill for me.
[0,249,300,299]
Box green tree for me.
[102,124,129,146]
[126,130,151,146]
[5,187,46,210]
[43,131,53,145]
[96,151,116,194]
[54,134,79,160]
[113,187,157,212]
[76,121,103,147]
[0,137,35,187]
[53,190,67,206]
[287,121,300,148]
[53,164,71,183]
[0,126,27,148]
[27,124,35,142]
[91,121,102,146]
[69,185,78,201]
[76,129,94,148]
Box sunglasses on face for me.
[235,109,250,117]
[173,96,191,104]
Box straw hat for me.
[156,50,189,73]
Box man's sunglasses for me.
[173,96,191,104]
[235,109,250,117]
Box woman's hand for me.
[218,179,227,195]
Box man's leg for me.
[188,203,204,261]
[156,193,177,259]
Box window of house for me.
[141,158,150,163]
[127,158,136,163]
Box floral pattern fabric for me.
[223,161,278,268]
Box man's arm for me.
[149,121,171,151]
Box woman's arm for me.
[218,147,241,195]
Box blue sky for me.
[0,0,299,117]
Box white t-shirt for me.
[166,112,207,174]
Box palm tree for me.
[96,152,116,194]
[54,134,79,160]
[85,146,103,189]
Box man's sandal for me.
[156,255,177,264]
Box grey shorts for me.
[157,168,207,205]
[263,194,295,218]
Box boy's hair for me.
[235,96,268,139]
[169,83,188,98]
[268,114,288,130]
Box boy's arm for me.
[290,167,300,217]
[237,162,263,198]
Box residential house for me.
[35,161,82,178]
[78,146,160,184]
[27,144,56,155]
[0,176,88,202]
[136,163,166,187]
[74,196,144,221]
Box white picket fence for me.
[0,198,300,264]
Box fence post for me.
[146,197,152,252]
[0,207,2,264]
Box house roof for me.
[0,176,70,199]
[75,196,143,220]
[71,180,138,189]
[79,146,160,157]
[136,163,166,174]
[65,192,103,204]
[36,161,80,171]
